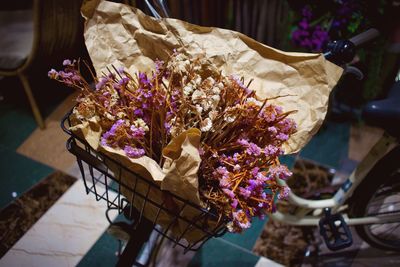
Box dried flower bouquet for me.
[50,51,297,233]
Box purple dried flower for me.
[155,59,164,73]
[198,147,205,156]
[130,125,146,139]
[164,122,171,132]
[264,144,283,156]
[219,177,231,188]
[247,179,259,191]
[268,126,278,135]
[117,67,125,74]
[246,143,261,156]
[237,138,250,146]
[256,172,270,183]
[124,145,145,158]
[63,59,72,66]
[239,187,251,199]
[251,167,260,177]
[48,69,58,79]
[232,210,251,229]
[118,77,130,86]
[269,165,292,180]
[134,109,144,117]
[96,77,109,90]
[231,198,238,209]
[230,75,252,94]
[276,133,289,141]
[232,153,240,163]
[216,166,229,177]
[139,72,151,86]
[277,186,291,200]
[222,188,235,199]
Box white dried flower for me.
[192,90,205,103]
[105,112,116,120]
[234,164,241,171]
[183,85,193,96]
[211,86,221,95]
[211,95,221,108]
[209,110,218,120]
[201,99,211,111]
[170,126,179,136]
[224,115,236,123]
[194,76,202,85]
[133,118,149,131]
[195,104,203,114]
[116,112,126,119]
[200,118,212,132]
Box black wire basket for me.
[61,110,227,253]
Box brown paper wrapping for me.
[74,0,343,241]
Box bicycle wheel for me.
[351,146,400,251]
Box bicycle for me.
[62,1,399,263]
[270,29,400,252]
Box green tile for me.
[279,154,296,170]
[221,217,266,250]
[299,121,350,169]
[0,146,53,209]
[77,213,131,267]
[77,231,119,267]
[0,103,37,150]
[189,238,260,267]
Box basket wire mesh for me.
[61,110,227,252]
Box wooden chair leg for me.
[18,73,45,129]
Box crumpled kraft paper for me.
[82,0,343,154]
[75,0,343,241]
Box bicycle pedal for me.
[318,208,353,251]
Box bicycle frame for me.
[269,132,400,226]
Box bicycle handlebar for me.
[349,28,380,47]
[324,28,379,65]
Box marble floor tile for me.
[0,180,118,267]
[0,171,76,257]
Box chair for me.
[0,0,84,129]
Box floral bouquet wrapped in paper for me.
[52,0,343,242]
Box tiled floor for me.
[0,75,74,209]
